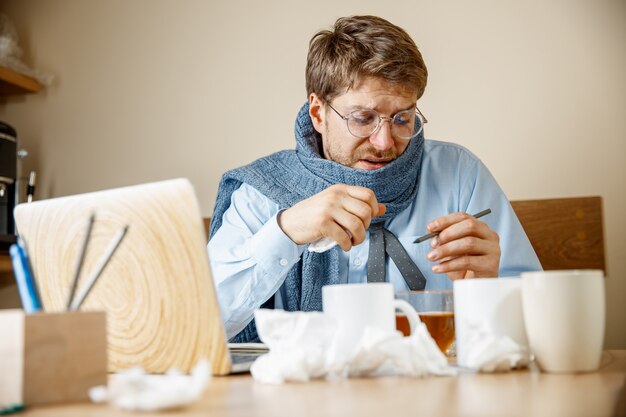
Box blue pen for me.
[9,237,42,314]
[19,237,43,312]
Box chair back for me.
[203,217,211,240]
[510,196,605,272]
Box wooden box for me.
[0,310,107,406]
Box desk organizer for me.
[0,309,107,406]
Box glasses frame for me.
[327,102,428,140]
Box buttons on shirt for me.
[279,258,289,266]
[353,258,362,266]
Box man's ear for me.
[309,93,325,134]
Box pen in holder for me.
[0,213,127,406]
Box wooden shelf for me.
[0,252,15,290]
[0,65,41,96]
[0,252,12,273]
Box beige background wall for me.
[0,0,624,347]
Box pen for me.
[10,237,42,313]
[414,208,492,244]
[26,171,36,203]
[19,237,43,312]
[69,225,129,311]
[66,213,96,310]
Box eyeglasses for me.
[327,102,428,140]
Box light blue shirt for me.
[209,140,542,338]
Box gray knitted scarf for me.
[210,102,424,342]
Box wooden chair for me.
[203,217,211,240]
[510,196,606,272]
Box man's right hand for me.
[277,184,386,252]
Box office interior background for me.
[0,0,624,348]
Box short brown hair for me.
[306,15,428,102]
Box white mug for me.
[521,270,605,373]
[453,278,528,368]
[322,283,419,358]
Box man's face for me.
[309,77,418,170]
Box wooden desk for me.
[20,350,626,417]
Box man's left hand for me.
[425,212,501,279]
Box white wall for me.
[0,0,624,347]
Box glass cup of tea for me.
[395,290,455,356]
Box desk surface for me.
[22,350,626,417]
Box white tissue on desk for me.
[308,236,338,253]
[89,359,211,411]
[346,325,455,378]
[250,309,456,384]
[459,322,530,372]
[249,310,336,383]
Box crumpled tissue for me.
[250,309,456,384]
[308,237,339,253]
[89,359,211,411]
[458,322,530,372]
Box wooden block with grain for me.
[0,310,107,406]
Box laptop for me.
[13,178,265,375]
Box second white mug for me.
[453,278,528,368]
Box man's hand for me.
[278,184,386,252]
[425,212,500,279]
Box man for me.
[209,15,541,343]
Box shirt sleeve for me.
[208,183,305,338]
[458,155,543,276]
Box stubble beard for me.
[323,124,398,169]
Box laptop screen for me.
[14,178,232,374]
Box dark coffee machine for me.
[0,121,17,250]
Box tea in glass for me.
[395,290,455,355]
